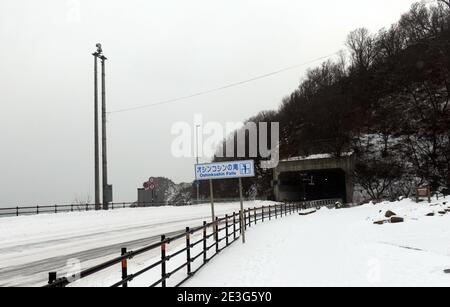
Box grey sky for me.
[0,0,417,206]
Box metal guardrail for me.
[44,203,303,288]
[0,202,162,218]
[0,199,267,218]
[299,198,343,209]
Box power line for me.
[108,51,341,114]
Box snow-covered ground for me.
[2,197,449,287]
[185,197,450,287]
[0,201,276,287]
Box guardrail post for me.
[186,227,192,276]
[225,215,229,246]
[233,212,237,240]
[215,217,219,253]
[55,205,57,214]
[203,221,207,264]
[161,235,167,287]
[37,205,39,215]
[112,203,114,210]
[71,204,74,212]
[262,206,265,222]
[86,204,89,211]
[48,272,57,285]
[121,248,128,287]
[254,207,257,225]
[16,206,19,217]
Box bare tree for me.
[346,28,377,72]
[438,0,450,10]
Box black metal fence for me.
[45,203,305,288]
[0,198,269,218]
[0,202,165,218]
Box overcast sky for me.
[0,0,417,207]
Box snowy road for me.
[0,221,186,287]
[0,201,276,287]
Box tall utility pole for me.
[93,45,101,210]
[100,52,109,210]
[92,43,111,210]
[196,125,201,204]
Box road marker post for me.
[121,248,128,287]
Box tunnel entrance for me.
[273,153,355,204]
[277,169,347,203]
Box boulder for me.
[374,220,388,225]
[390,216,404,223]
[438,211,447,215]
[385,210,397,218]
[426,212,435,217]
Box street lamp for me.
[92,44,101,210]
[92,43,111,210]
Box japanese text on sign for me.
[195,160,255,181]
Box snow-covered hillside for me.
[185,197,450,287]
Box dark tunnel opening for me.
[278,169,347,203]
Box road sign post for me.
[143,177,157,206]
[195,160,255,244]
[209,179,216,236]
[239,177,246,244]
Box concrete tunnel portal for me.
[273,154,355,204]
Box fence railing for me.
[44,202,306,288]
[0,202,158,218]
[0,199,267,218]
[299,198,343,209]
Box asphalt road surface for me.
[0,214,212,287]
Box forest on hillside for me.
[194,0,450,202]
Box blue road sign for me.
[195,160,255,181]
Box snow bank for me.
[184,197,450,287]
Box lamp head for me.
[96,43,103,55]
